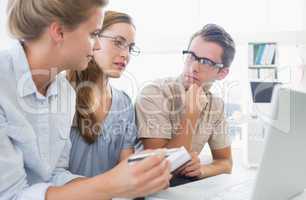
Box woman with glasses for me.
[68,11,141,177]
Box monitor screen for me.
[250,81,281,103]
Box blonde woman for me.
[68,11,140,177]
[0,1,171,199]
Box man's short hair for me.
[188,24,236,68]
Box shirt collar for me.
[10,41,60,98]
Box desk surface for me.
[291,191,306,200]
[146,173,254,200]
[146,174,306,200]
[147,147,256,200]
[146,148,306,200]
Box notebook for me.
[128,147,191,173]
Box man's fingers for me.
[180,162,194,175]
[184,157,199,168]
[174,163,187,174]
[180,169,187,175]
[191,151,199,156]
[185,170,201,178]
[183,161,193,168]
[183,163,201,174]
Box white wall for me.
[107,2,304,114]
[0,0,12,50]
[0,0,305,105]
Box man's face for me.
[182,35,228,88]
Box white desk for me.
[146,148,306,200]
[146,148,256,199]
[291,191,306,200]
[146,173,254,200]
[146,174,306,200]
[146,175,306,200]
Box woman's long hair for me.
[67,10,135,144]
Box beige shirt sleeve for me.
[135,83,172,139]
[208,97,231,150]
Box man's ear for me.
[48,21,64,44]
[216,67,229,80]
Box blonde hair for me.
[7,0,108,41]
[68,10,135,144]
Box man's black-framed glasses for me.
[182,50,224,68]
[100,35,141,56]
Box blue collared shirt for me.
[0,41,82,200]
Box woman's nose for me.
[120,46,129,58]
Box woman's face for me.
[93,22,136,78]
[60,8,104,71]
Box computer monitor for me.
[251,87,306,200]
[250,81,281,103]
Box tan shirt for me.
[135,77,230,153]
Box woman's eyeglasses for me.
[100,35,140,56]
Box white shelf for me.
[249,65,277,68]
[248,42,279,80]
[245,42,280,168]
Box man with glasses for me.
[135,24,235,184]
